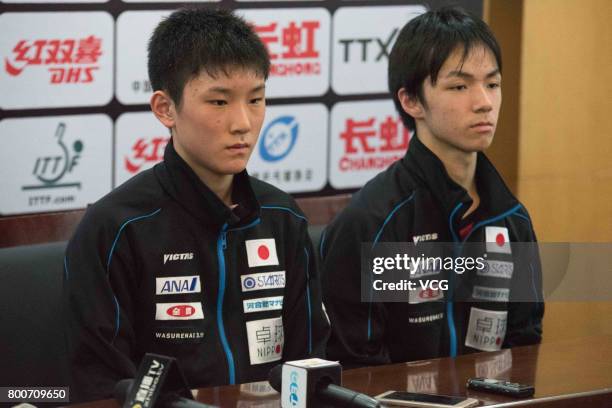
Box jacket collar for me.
[155,140,260,229]
[402,135,519,221]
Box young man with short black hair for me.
[64,8,328,402]
[321,7,543,367]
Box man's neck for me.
[417,131,480,216]
[198,171,234,208]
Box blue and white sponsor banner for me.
[330,99,411,189]
[332,5,425,95]
[156,276,201,295]
[116,11,171,105]
[0,12,114,109]
[0,115,112,215]
[115,111,169,187]
[243,296,284,314]
[248,103,328,193]
[241,271,286,292]
[237,8,331,98]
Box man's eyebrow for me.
[445,68,501,79]
[206,84,266,94]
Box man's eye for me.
[488,82,501,89]
[450,85,467,90]
[209,100,227,106]
[250,97,264,105]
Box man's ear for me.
[398,88,425,119]
[150,90,176,129]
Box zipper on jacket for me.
[216,223,236,384]
[447,202,463,358]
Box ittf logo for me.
[245,238,279,268]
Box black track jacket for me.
[321,136,543,367]
[64,142,329,402]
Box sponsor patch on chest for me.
[485,226,511,254]
[241,271,286,292]
[243,296,284,313]
[245,238,279,267]
[465,307,507,352]
[478,260,514,279]
[156,276,201,295]
[155,302,204,320]
[246,316,284,365]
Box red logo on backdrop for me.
[254,20,320,77]
[124,137,169,174]
[167,305,195,317]
[339,116,410,171]
[4,36,103,84]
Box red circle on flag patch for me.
[275,344,281,354]
[258,245,270,260]
[496,233,505,246]
[496,337,502,345]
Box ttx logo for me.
[338,28,399,63]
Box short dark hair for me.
[388,6,502,131]
[148,8,270,108]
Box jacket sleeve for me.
[63,208,138,403]
[504,211,544,347]
[321,207,391,368]
[281,217,330,361]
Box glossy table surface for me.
[74,335,612,407]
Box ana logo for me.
[259,116,299,162]
[163,252,194,265]
[22,122,83,192]
[156,276,201,295]
[125,136,169,174]
[155,302,203,320]
[5,36,103,84]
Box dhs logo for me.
[259,116,299,162]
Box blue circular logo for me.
[243,277,256,289]
[259,116,299,162]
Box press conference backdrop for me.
[0,0,482,216]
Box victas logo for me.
[156,276,201,295]
[163,252,194,265]
[5,36,103,84]
[259,116,299,162]
[22,122,83,207]
[125,136,169,174]
[413,233,439,244]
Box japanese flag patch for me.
[246,238,279,268]
[485,226,511,254]
[465,307,507,352]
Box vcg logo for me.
[22,122,83,206]
[259,116,298,162]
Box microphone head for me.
[268,364,283,392]
[113,378,134,403]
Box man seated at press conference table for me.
[68,335,612,407]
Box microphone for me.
[268,359,380,408]
[113,353,217,408]
[114,379,217,408]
